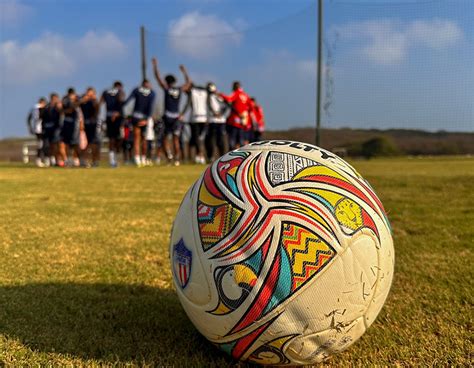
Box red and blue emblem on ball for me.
[173,239,192,289]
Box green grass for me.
[0,157,472,367]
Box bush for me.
[361,136,399,158]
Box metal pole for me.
[140,25,147,80]
[316,0,323,146]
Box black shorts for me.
[106,116,123,139]
[43,125,60,144]
[131,118,147,135]
[163,116,182,137]
[61,121,79,146]
[84,120,101,145]
[131,117,147,127]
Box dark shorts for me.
[43,124,60,144]
[132,118,147,135]
[106,116,123,140]
[84,120,101,145]
[61,121,79,146]
[163,116,182,137]
[132,117,147,127]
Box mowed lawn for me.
[0,157,472,367]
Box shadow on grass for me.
[0,283,236,365]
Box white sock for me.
[134,155,141,164]
[109,151,116,164]
[141,155,146,163]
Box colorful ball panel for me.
[170,141,394,365]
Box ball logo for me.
[173,239,192,289]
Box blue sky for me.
[0,0,473,138]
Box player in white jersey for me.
[27,97,47,167]
[183,84,208,164]
[205,83,227,161]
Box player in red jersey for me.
[219,81,252,150]
[250,97,265,142]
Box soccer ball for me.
[170,141,394,365]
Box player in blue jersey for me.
[80,87,100,167]
[124,79,156,166]
[59,88,83,167]
[152,57,192,166]
[100,81,125,167]
[41,93,63,166]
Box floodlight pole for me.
[316,0,323,146]
[140,25,147,80]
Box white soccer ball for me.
[170,141,394,365]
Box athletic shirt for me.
[28,104,44,134]
[208,93,227,124]
[189,87,208,123]
[42,104,62,130]
[220,88,252,128]
[80,99,98,122]
[127,87,156,119]
[62,96,79,123]
[253,104,265,132]
[102,88,124,114]
[164,87,181,118]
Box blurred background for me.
[1,0,473,158]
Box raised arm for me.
[179,64,192,93]
[152,57,167,90]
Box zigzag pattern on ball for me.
[281,223,336,290]
[198,202,242,251]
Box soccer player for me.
[80,87,100,167]
[27,97,47,167]
[152,57,192,166]
[41,93,63,166]
[183,84,208,164]
[124,79,156,166]
[219,81,252,150]
[250,97,265,142]
[100,81,125,167]
[59,88,83,167]
[205,83,227,161]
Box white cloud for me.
[407,19,463,49]
[77,31,127,62]
[0,31,127,84]
[336,18,463,65]
[168,12,241,59]
[0,0,33,25]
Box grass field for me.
[0,157,472,367]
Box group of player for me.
[27,57,265,168]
